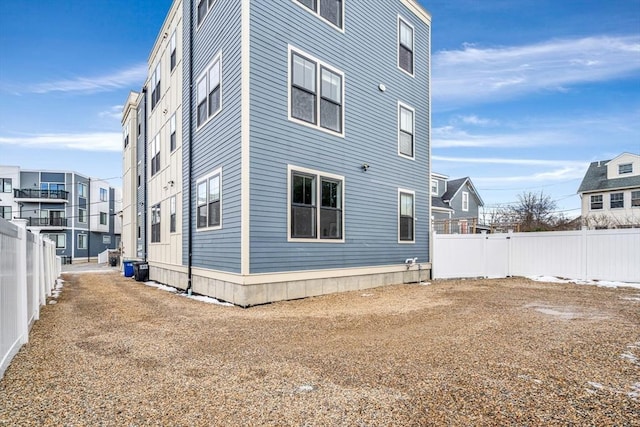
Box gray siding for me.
[182,0,242,273]
[449,182,480,220]
[248,1,430,273]
[136,92,147,259]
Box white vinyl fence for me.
[1,218,60,379]
[432,228,640,283]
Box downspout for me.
[141,86,148,262]
[186,0,194,295]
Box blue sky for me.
[1,0,639,217]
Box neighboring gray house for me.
[0,165,121,261]
[577,152,640,228]
[431,172,485,233]
[123,0,432,306]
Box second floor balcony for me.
[14,188,69,202]
[22,216,69,228]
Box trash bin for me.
[123,260,135,277]
[133,262,149,282]
[109,255,119,267]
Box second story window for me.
[151,204,161,242]
[290,48,344,135]
[1,178,11,193]
[197,53,222,128]
[100,212,108,225]
[295,0,343,29]
[100,188,108,202]
[398,17,414,76]
[170,196,177,232]
[632,191,640,207]
[151,62,161,110]
[398,102,414,158]
[170,30,177,71]
[590,194,603,210]
[462,191,469,211]
[610,193,624,209]
[431,179,438,194]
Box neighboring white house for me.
[577,152,640,228]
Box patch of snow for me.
[629,383,640,399]
[141,280,233,307]
[527,275,640,290]
[517,374,542,384]
[621,352,639,364]
[297,384,315,392]
[419,281,431,286]
[533,307,578,319]
[48,300,57,305]
[587,381,604,390]
[143,281,178,293]
[361,293,374,297]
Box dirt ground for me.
[1,272,639,426]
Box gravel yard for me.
[1,272,639,426]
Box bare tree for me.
[509,191,557,232]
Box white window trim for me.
[290,0,345,33]
[398,188,416,244]
[618,163,633,175]
[589,194,603,211]
[78,208,87,224]
[431,179,438,194]
[196,0,218,29]
[77,233,87,250]
[397,15,415,78]
[195,167,223,232]
[287,45,346,138]
[462,191,469,212]
[170,195,177,233]
[287,164,345,243]
[170,113,177,152]
[78,182,87,198]
[610,192,624,209]
[169,29,177,72]
[397,101,415,160]
[196,51,223,130]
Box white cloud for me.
[456,115,496,126]
[432,155,588,168]
[0,132,121,151]
[26,64,147,94]
[433,35,640,108]
[432,125,573,148]
[99,105,124,120]
[473,167,587,185]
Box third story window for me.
[399,191,415,242]
[610,192,624,209]
[197,54,222,127]
[150,134,161,176]
[619,163,633,174]
[290,168,343,240]
[296,0,343,29]
[398,17,414,75]
[290,49,343,134]
[197,171,221,229]
[398,103,414,158]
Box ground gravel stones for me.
[1,274,639,426]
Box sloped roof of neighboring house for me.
[431,196,454,211]
[442,177,484,206]
[577,160,640,193]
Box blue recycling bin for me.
[123,260,135,277]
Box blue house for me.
[122,0,432,306]
[431,172,485,233]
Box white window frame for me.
[619,163,633,175]
[123,124,129,148]
[288,45,345,137]
[431,179,438,194]
[196,168,223,231]
[590,194,603,210]
[397,15,415,77]
[44,233,66,249]
[150,133,161,176]
[0,206,11,219]
[1,178,11,193]
[462,191,469,212]
[170,196,177,233]
[100,188,108,202]
[398,101,415,160]
[632,191,640,208]
[287,165,345,243]
[398,189,415,244]
[78,208,86,224]
[170,29,177,72]
[151,203,161,243]
[78,233,87,250]
[78,182,87,198]
[197,0,217,28]
[99,212,108,225]
[196,52,223,129]
[170,113,177,152]
[291,0,345,32]
[150,62,161,110]
[610,192,624,209]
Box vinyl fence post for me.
[581,226,588,281]
[12,219,29,345]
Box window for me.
[100,188,108,201]
[399,190,415,242]
[150,62,161,110]
[150,134,161,176]
[290,48,344,135]
[0,206,11,219]
[610,192,624,209]
[289,167,344,241]
[398,103,414,158]
[197,53,222,127]
[44,233,66,249]
[462,191,469,212]
[590,195,603,210]
[100,212,108,225]
[151,204,161,242]
[170,114,177,152]
[196,170,222,230]
[78,182,87,198]
[398,17,414,75]
[78,234,87,250]
[170,196,177,233]
[123,125,129,148]
[78,208,86,223]
[431,179,438,194]
[170,30,177,71]
[619,163,633,175]
[137,213,141,239]
[197,0,216,26]
[1,178,12,193]
[295,0,343,29]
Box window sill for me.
[287,237,345,243]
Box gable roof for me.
[431,196,453,211]
[442,177,484,206]
[577,160,640,193]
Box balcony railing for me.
[23,217,69,227]
[14,189,69,201]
